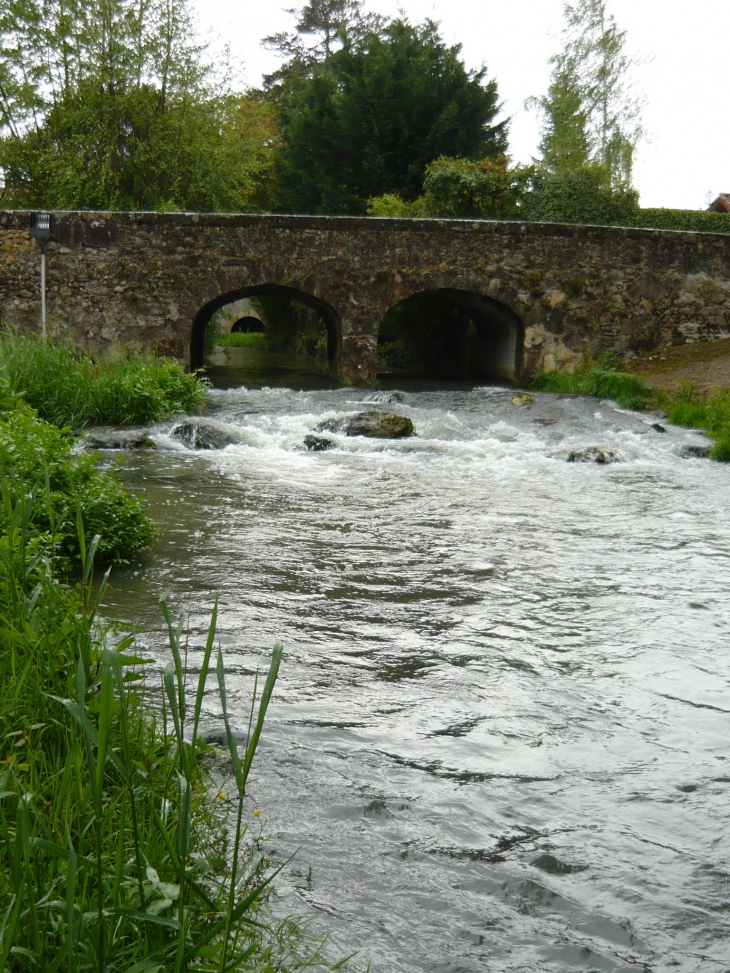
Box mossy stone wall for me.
[2,210,730,383]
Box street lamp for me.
[29,212,51,338]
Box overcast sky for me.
[193,0,728,210]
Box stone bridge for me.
[2,210,730,384]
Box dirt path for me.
[629,338,730,394]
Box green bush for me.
[627,208,730,234]
[527,163,639,226]
[0,388,155,563]
[0,334,207,428]
[529,366,653,410]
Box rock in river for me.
[679,442,712,459]
[304,435,335,452]
[81,428,155,449]
[567,447,622,464]
[344,411,415,439]
[512,392,534,406]
[171,419,244,450]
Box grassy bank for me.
[529,366,730,461]
[0,334,206,428]
[0,503,319,970]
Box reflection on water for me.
[103,381,730,972]
[204,346,337,390]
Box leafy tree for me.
[0,0,280,210]
[421,155,532,219]
[530,0,643,184]
[527,65,591,173]
[273,18,508,214]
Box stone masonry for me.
[2,209,730,383]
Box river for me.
[103,371,730,972]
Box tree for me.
[263,0,364,67]
[528,65,591,173]
[530,0,643,185]
[0,0,280,210]
[274,18,508,214]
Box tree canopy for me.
[0,0,279,210]
[272,18,508,215]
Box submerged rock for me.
[81,428,155,450]
[344,411,415,438]
[170,419,244,450]
[567,447,622,464]
[679,442,712,459]
[304,435,335,452]
[531,854,588,876]
[650,422,667,433]
[512,392,534,406]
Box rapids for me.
[104,379,730,972]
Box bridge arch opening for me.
[377,288,523,383]
[190,284,341,384]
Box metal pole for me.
[40,242,47,339]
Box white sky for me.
[193,0,729,210]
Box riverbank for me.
[530,349,730,461]
[0,341,334,972]
[629,337,730,394]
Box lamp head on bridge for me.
[29,212,52,240]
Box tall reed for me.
[0,496,336,972]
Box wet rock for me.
[365,391,404,404]
[512,392,534,406]
[567,447,622,464]
[679,442,712,459]
[314,416,345,434]
[171,419,244,450]
[364,799,394,819]
[304,435,335,452]
[81,428,156,449]
[344,411,415,438]
[650,422,667,433]
[531,854,588,876]
[198,729,228,746]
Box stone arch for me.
[376,287,524,382]
[190,284,342,370]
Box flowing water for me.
[103,375,730,972]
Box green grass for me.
[0,334,207,428]
[664,385,730,461]
[529,367,654,411]
[215,332,268,349]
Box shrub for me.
[627,208,730,235]
[0,333,207,428]
[527,162,639,226]
[0,386,155,563]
